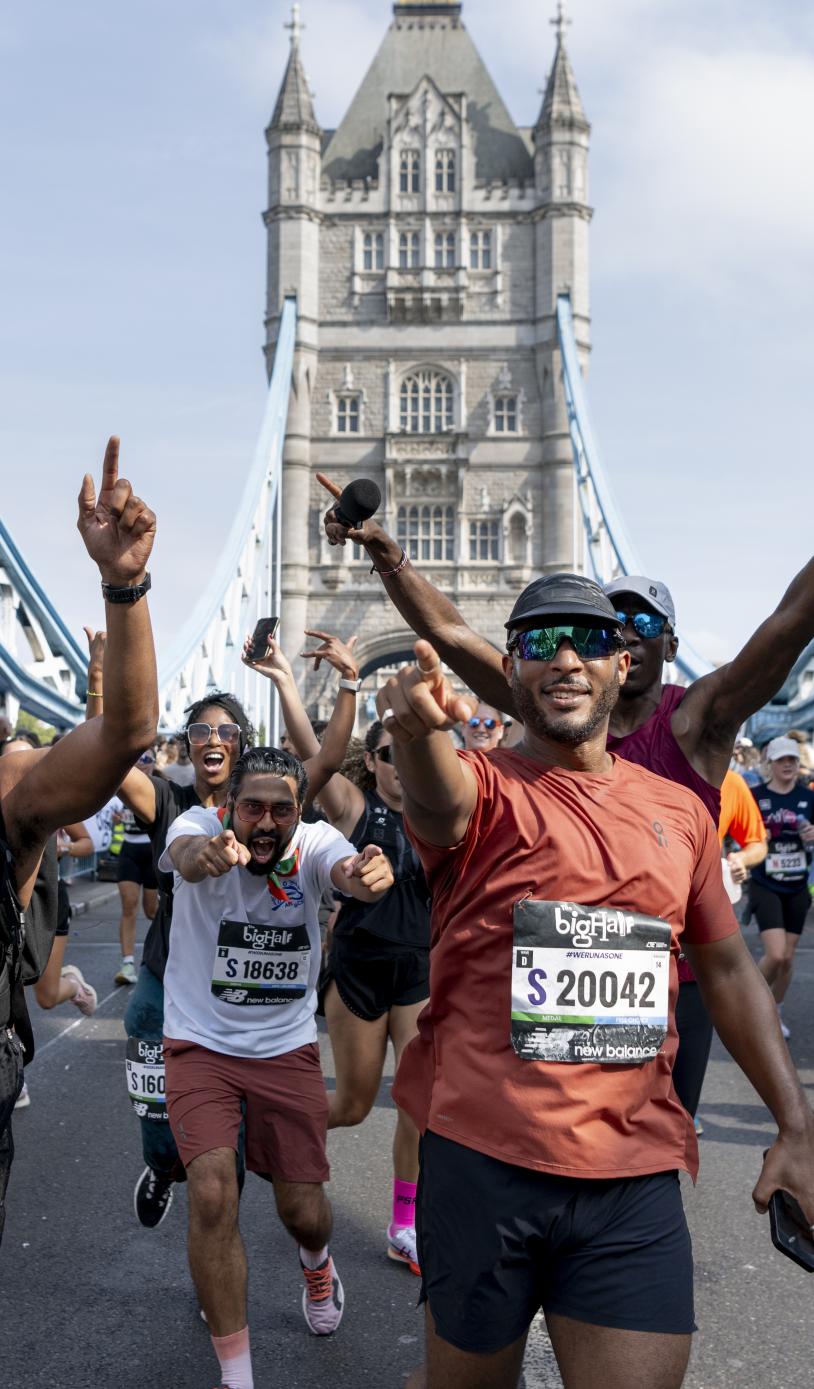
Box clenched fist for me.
[376,640,476,742]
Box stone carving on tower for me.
[264,0,592,713]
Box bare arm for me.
[58,822,95,860]
[169,830,250,883]
[678,554,814,783]
[375,640,479,847]
[117,767,160,825]
[685,930,814,1222]
[2,438,158,897]
[242,628,363,831]
[318,474,515,715]
[83,627,106,721]
[329,843,394,903]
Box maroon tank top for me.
[608,686,722,986]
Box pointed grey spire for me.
[536,3,588,131]
[268,5,320,134]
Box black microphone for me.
[333,478,381,529]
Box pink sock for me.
[210,1326,253,1389]
[392,1178,417,1229]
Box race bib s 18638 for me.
[511,900,671,1065]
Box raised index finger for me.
[316,472,342,501]
[100,436,120,494]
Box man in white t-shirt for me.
[160,746,394,1389]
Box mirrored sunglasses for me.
[614,611,670,639]
[467,718,499,730]
[234,798,298,826]
[509,626,623,662]
[187,722,241,747]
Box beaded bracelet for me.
[370,548,410,579]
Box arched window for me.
[435,149,456,193]
[400,150,421,194]
[399,370,455,433]
[434,232,456,269]
[397,504,455,562]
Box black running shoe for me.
[134,1166,174,1228]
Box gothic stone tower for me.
[265,0,592,708]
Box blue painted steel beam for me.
[0,643,83,727]
[0,517,87,682]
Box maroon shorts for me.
[163,1037,329,1183]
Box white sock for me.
[300,1243,328,1270]
[122,955,134,965]
[210,1326,253,1389]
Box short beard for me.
[511,668,621,747]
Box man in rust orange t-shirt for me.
[376,573,814,1389]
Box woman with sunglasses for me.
[315,718,432,1279]
[459,703,505,753]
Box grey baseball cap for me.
[604,575,676,626]
[505,573,621,632]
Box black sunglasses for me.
[374,745,394,765]
[614,611,671,639]
[508,626,623,662]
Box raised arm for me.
[169,830,250,883]
[1,438,158,897]
[318,473,514,715]
[242,628,362,829]
[679,553,814,783]
[375,640,478,847]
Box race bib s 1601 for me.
[511,900,671,1065]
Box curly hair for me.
[182,690,255,753]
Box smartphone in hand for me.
[767,1178,814,1273]
[248,617,279,663]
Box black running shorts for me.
[328,929,429,1021]
[117,842,158,890]
[416,1130,695,1353]
[749,881,810,936]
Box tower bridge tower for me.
[264,0,592,709]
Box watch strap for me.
[338,677,362,693]
[101,571,152,604]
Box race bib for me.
[212,918,311,1007]
[511,900,671,1065]
[766,846,806,879]
[125,1037,167,1122]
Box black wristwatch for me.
[101,571,152,604]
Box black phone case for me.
[249,618,279,661]
[768,1189,814,1274]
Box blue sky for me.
[1,0,812,668]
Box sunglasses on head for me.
[234,798,298,826]
[467,717,499,731]
[614,611,670,639]
[187,722,241,747]
[508,626,623,662]
[374,745,394,765]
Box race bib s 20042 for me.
[511,899,671,1065]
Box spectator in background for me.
[457,701,506,753]
[786,728,814,786]
[160,737,195,788]
[113,749,159,987]
[731,737,761,787]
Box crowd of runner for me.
[1,446,813,1389]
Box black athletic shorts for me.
[327,929,429,1021]
[117,842,158,890]
[749,880,810,936]
[416,1130,695,1353]
[55,879,72,938]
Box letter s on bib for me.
[527,968,547,1006]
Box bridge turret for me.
[532,3,592,573]
[265,4,321,659]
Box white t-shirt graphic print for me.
[160,806,355,1058]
